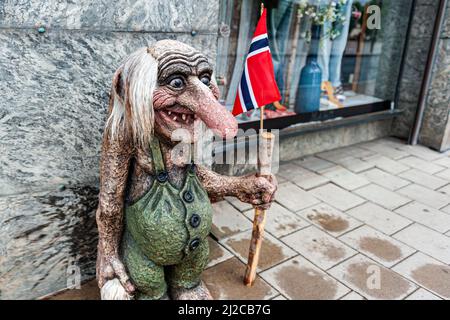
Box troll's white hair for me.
[101,279,133,300]
[106,47,158,147]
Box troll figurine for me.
[96,40,277,300]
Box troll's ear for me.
[105,67,127,140]
[111,67,125,103]
[106,48,158,147]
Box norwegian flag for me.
[232,8,281,116]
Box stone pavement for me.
[50,138,450,300]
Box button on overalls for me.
[121,137,213,300]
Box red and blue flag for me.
[232,8,281,116]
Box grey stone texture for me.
[0,186,98,300]
[419,32,450,150]
[0,30,217,197]
[392,0,450,152]
[0,0,220,32]
[0,0,219,299]
[391,0,440,139]
[419,0,450,150]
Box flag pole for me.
[244,2,276,287]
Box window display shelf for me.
[238,100,392,132]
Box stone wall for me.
[0,0,219,300]
[391,0,441,139]
[418,0,450,151]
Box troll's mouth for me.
[157,106,199,126]
[156,102,238,139]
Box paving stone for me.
[211,201,252,240]
[220,230,297,272]
[297,203,363,237]
[441,205,450,214]
[276,175,288,184]
[309,184,365,211]
[346,202,412,235]
[331,156,375,173]
[226,196,253,212]
[260,256,350,300]
[435,168,450,181]
[278,164,329,190]
[398,156,445,175]
[358,140,409,160]
[433,156,450,168]
[393,224,450,264]
[275,182,321,212]
[316,148,353,163]
[354,184,411,210]
[400,145,444,161]
[295,156,335,173]
[405,288,441,300]
[380,137,408,149]
[437,184,450,197]
[315,146,375,172]
[398,169,449,190]
[207,237,233,269]
[202,258,278,300]
[397,184,450,209]
[392,252,450,299]
[281,226,357,270]
[328,254,417,300]
[395,202,450,233]
[277,163,301,177]
[321,166,370,191]
[340,291,365,300]
[338,225,415,268]
[361,168,411,191]
[341,145,377,159]
[363,155,410,175]
[243,203,309,238]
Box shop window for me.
[217,0,413,130]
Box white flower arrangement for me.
[298,0,349,41]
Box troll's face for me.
[150,40,238,143]
[108,40,238,147]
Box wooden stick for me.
[244,130,275,286]
[244,206,267,286]
[259,106,265,130]
[244,2,274,286]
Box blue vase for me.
[295,25,322,114]
[295,57,322,114]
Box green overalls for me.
[121,137,213,300]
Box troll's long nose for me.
[178,79,238,139]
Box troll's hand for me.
[97,252,135,294]
[235,174,277,210]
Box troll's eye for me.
[169,77,185,89]
[200,75,211,87]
